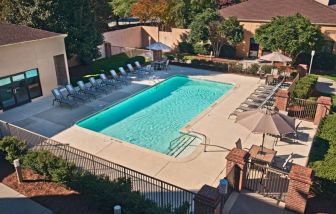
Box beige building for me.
[220,0,336,58]
[0,23,69,110]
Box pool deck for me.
[0,66,317,191]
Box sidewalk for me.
[0,183,52,214]
[315,76,336,95]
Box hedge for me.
[309,113,336,198]
[70,53,146,85]
[292,75,318,99]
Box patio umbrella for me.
[146,42,172,52]
[259,52,292,63]
[235,108,296,153]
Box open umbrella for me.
[146,42,172,52]
[235,108,296,153]
[259,52,292,63]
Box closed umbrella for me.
[235,108,296,153]
[259,52,292,63]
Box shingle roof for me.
[220,0,336,25]
[0,23,64,47]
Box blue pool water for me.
[77,76,233,154]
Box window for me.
[322,40,335,54]
[249,38,259,58]
[0,69,42,110]
[25,69,42,99]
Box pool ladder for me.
[166,134,197,157]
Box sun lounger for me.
[89,77,109,94]
[111,69,128,85]
[52,88,77,108]
[100,73,121,89]
[65,84,90,102]
[127,63,146,78]
[77,81,101,97]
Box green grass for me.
[313,72,336,82]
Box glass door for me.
[11,74,30,106]
[0,77,16,110]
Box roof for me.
[220,0,336,25]
[0,23,65,47]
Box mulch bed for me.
[0,158,107,214]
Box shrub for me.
[292,74,318,99]
[260,64,273,74]
[22,151,77,184]
[229,63,244,73]
[193,43,210,55]
[219,44,236,59]
[164,53,176,61]
[249,63,260,74]
[182,55,194,63]
[290,71,298,79]
[309,114,336,198]
[0,136,27,162]
[178,42,194,54]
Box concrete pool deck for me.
[0,66,317,191]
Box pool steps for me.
[167,134,198,157]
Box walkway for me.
[315,76,336,95]
[0,183,52,214]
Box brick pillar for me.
[194,185,221,214]
[275,89,290,111]
[225,148,250,191]
[314,96,332,125]
[285,165,313,213]
[104,42,111,57]
[297,64,308,77]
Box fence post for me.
[314,96,332,125]
[285,165,313,214]
[13,159,23,183]
[91,155,96,175]
[194,185,221,214]
[225,148,250,192]
[275,89,290,111]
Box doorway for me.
[53,54,68,86]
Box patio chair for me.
[110,69,128,85]
[127,63,145,78]
[100,73,121,89]
[134,61,143,71]
[164,60,170,71]
[235,138,242,149]
[282,153,293,171]
[77,81,101,97]
[281,121,302,141]
[65,84,90,102]
[89,77,109,94]
[51,88,77,108]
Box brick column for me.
[297,64,308,77]
[314,96,332,125]
[275,89,290,111]
[285,165,313,213]
[194,185,221,214]
[225,148,250,191]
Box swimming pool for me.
[77,76,233,155]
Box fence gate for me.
[287,97,317,121]
[245,161,289,202]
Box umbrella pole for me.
[260,133,265,155]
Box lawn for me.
[312,72,336,81]
[69,53,145,85]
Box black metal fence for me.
[245,161,289,202]
[287,97,317,121]
[0,121,196,212]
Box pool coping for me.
[72,75,237,163]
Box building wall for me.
[0,36,69,97]
[236,21,336,58]
[102,26,189,52]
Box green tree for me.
[32,0,103,63]
[255,13,324,62]
[170,0,192,28]
[111,0,136,18]
[190,0,217,16]
[92,0,112,32]
[189,10,243,56]
[0,0,34,25]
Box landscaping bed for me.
[0,158,107,214]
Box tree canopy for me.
[110,0,136,18]
[255,13,324,61]
[189,10,243,56]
